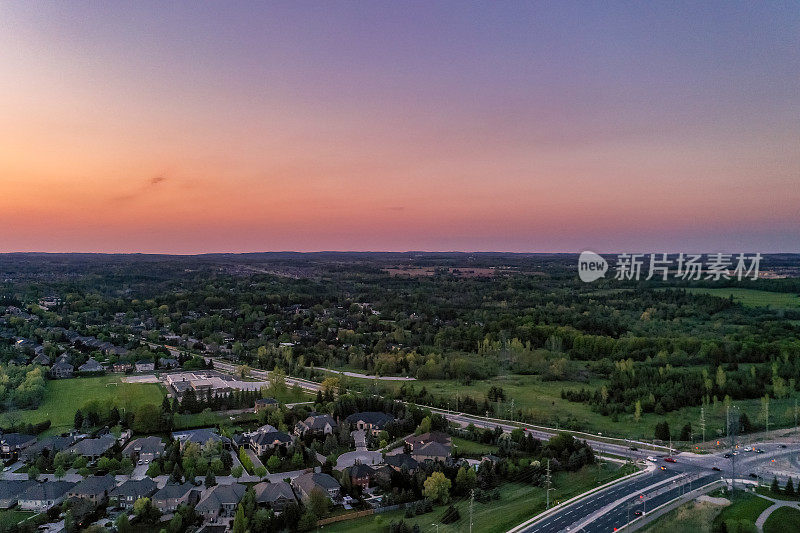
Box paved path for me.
[754,496,800,532]
[308,366,416,381]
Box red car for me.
[664,457,676,463]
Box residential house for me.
[250,431,293,456]
[254,397,278,412]
[0,433,37,460]
[109,478,158,509]
[67,434,116,462]
[18,481,75,511]
[405,431,452,461]
[122,436,165,464]
[152,482,201,513]
[253,481,296,512]
[31,352,50,366]
[294,413,337,437]
[348,463,373,489]
[411,441,451,462]
[20,435,78,463]
[0,480,36,508]
[67,475,117,504]
[384,453,419,473]
[78,358,104,373]
[135,360,155,372]
[195,483,246,524]
[171,428,226,450]
[345,412,394,436]
[159,358,179,369]
[291,472,340,502]
[49,359,74,379]
[111,362,133,373]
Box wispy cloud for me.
[111,174,169,203]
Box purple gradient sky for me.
[0,2,798,253]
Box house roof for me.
[78,358,103,372]
[136,360,154,366]
[251,431,292,447]
[69,475,117,497]
[68,435,116,457]
[123,436,165,456]
[253,481,296,504]
[195,483,246,512]
[299,413,337,431]
[255,397,277,405]
[0,480,36,500]
[349,463,374,478]
[110,478,158,499]
[405,431,451,448]
[51,360,74,372]
[23,436,77,457]
[384,454,419,471]
[413,441,450,459]
[19,481,75,501]
[345,411,394,428]
[292,472,340,495]
[0,433,36,447]
[153,482,197,501]
[171,428,224,446]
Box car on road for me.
[755,449,765,454]
[723,453,732,458]
[647,456,657,462]
[712,467,721,471]
[634,510,644,516]
[660,466,667,470]
[629,446,638,451]
[780,444,788,449]
[664,457,676,463]
[749,473,758,479]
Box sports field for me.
[0,375,165,435]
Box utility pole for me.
[510,398,515,421]
[469,489,475,533]
[546,459,552,509]
[729,405,739,493]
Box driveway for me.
[336,450,382,469]
[131,463,149,479]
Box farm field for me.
[322,462,632,533]
[0,375,165,435]
[684,288,800,309]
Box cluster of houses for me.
[46,353,169,380]
[0,409,457,530]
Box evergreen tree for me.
[786,477,795,496]
[772,476,780,494]
[74,410,83,429]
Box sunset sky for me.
[1,2,798,253]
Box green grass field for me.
[763,506,800,533]
[684,288,800,309]
[640,500,727,533]
[0,510,35,528]
[451,437,498,456]
[0,375,165,435]
[363,372,799,444]
[712,493,771,530]
[322,462,631,533]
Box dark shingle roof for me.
[153,482,197,501]
[345,411,394,428]
[69,475,116,497]
[253,481,296,504]
[196,483,246,512]
[110,478,158,499]
[19,481,75,501]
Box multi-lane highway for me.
[511,443,800,532]
[184,353,800,532]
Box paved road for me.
[514,442,800,533]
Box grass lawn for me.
[683,288,800,309]
[0,510,36,528]
[763,506,800,533]
[452,437,498,456]
[712,492,771,530]
[321,462,632,533]
[0,375,165,435]
[640,500,726,533]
